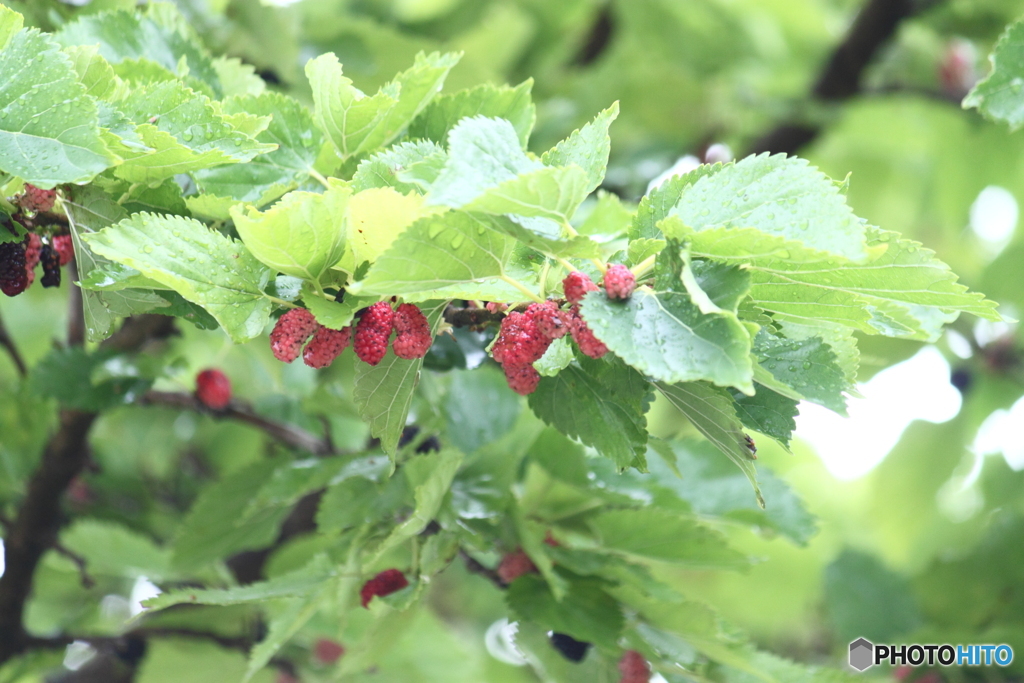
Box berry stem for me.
[562,222,607,275]
[265,295,299,308]
[499,274,545,304]
[630,253,658,280]
[538,260,551,299]
[308,168,332,190]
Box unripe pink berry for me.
[270,308,318,363]
[562,271,598,305]
[602,264,636,300]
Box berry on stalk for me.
[0,241,28,297]
[24,233,41,287]
[52,234,74,266]
[568,307,608,359]
[40,244,61,288]
[392,303,432,359]
[492,311,550,365]
[312,638,345,664]
[20,184,56,213]
[496,548,538,584]
[602,264,636,300]
[503,362,541,396]
[527,300,568,339]
[195,369,232,410]
[360,568,409,608]
[270,308,318,363]
[618,650,650,683]
[354,302,395,366]
[303,325,351,369]
[562,271,598,305]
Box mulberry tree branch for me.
[0,315,176,666]
[748,0,932,155]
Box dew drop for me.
[427,224,444,239]
[802,361,812,369]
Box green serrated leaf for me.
[964,18,1024,130]
[483,214,600,259]
[730,385,799,449]
[352,140,446,194]
[409,80,536,148]
[302,286,373,330]
[353,211,514,297]
[147,555,335,612]
[541,102,618,194]
[580,288,754,392]
[64,44,119,100]
[82,212,273,342]
[0,27,115,185]
[506,574,624,650]
[753,329,849,415]
[665,154,869,261]
[747,228,1002,339]
[371,449,463,560]
[528,354,652,471]
[354,300,448,457]
[30,348,151,411]
[631,163,725,241]
[112,80,275,182]
[307,51,460,159]
[426,116,541,207]
[55,4,223,98]
[63,186,169,342]
[231,182,350,280]
[588,508,746,567]
[656,381,763,507]
[193,91,323,203]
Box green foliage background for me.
[2,0,1024,682]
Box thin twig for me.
[0,308,27,377]
[66,258,84,348]
[52,542,96,589]
[137,391,336,456]
[459,549,505,590]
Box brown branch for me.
[0,315,176,666]
[137,391,335,456]
[443,305,507,328]
[0,307,27,377]
[52,541,96,589]
[459,549,505,590]
[67,259,84,348]
[748,0,931,155]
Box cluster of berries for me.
[618,650,651,683]
[269,302,433,369]
[359,568,409,608]
[1,185,72,297]
[0,232,73,296]
[492,265,635,395]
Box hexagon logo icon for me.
[849,638,874,671]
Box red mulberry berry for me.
[603,264,636,300]
[195,369,232,410]
[303,325,352,369]
[354,302,395,366]
[20,184,56,213]
[526,301,568,340]
[617,650,650,683]
[313,638,345,664]
[23,233,41,287]
[568,307,608,359]
[496,548,538,585]
[562,271,598,305]
[360,568,408,608]
[492,312,550,365]
[270,308,318,363]
[503,362,540,395]
[392,303,432,359]
[485,301,507,314]
[52,234,74,266]
[40,244,60,288]
[0,241,28,297]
